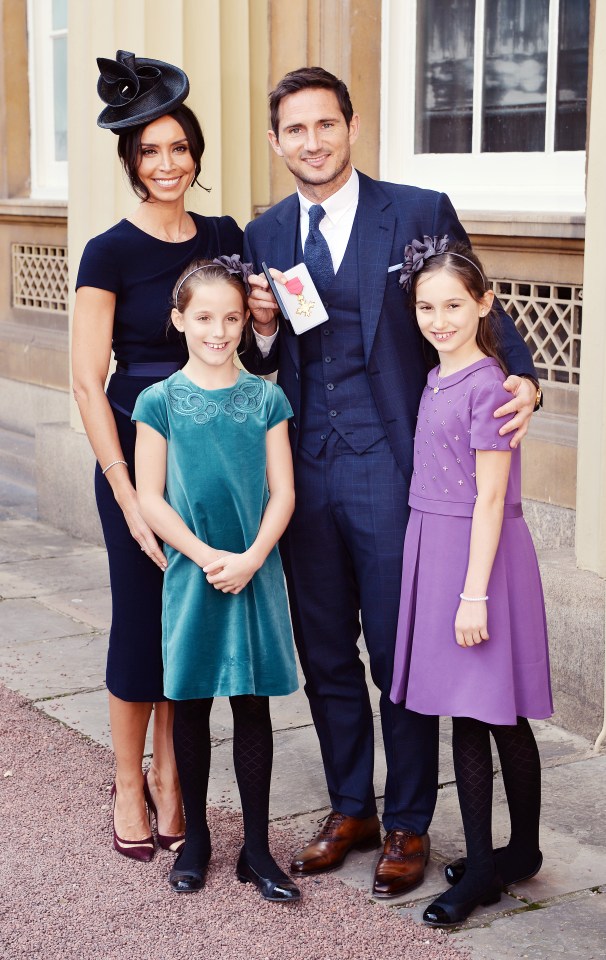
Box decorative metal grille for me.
[7,244,583,385]
[491,279,582,385]
[11,243,69,313]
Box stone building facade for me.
[0,0,603,744]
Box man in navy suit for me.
[241,67,539,897]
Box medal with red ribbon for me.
[285,276,316,318]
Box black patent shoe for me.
[422,878,502,928]
[445,850,543,887]
[169,849,210,894]
[236,848,301,903]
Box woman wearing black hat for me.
[72,51,243,861]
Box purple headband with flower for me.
[397,235,485,292]
[174,254,254,306]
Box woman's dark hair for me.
[269,66,354,136]
[170,260,252,351]
[410,242,506,372]
[117,104,205,201]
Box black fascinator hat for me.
[96,50,189,133]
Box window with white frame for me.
[28,0,68,198]
[381,0,589,213]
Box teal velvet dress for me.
[132,369,298,700]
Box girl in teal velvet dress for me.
[133,259,300,902]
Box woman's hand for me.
[118,488,167,570]
[203,550,261,594]
[455,600,489,647]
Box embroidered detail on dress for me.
[167,378,265,425]
[168,384,219,424]
[221,378,264,422]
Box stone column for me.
[576,0,606,579]
[268,0,381,205]
[573,0,606,747]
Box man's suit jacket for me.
[241,171,536,478]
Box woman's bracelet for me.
[101,459,128,476]
[459,593,489,602]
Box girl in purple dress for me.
[390,241,552,928]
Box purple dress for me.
[390,357,552,725]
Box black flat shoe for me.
[422,879,502,928]
[169,850,211,894]
[445,850,543,888]
[236,849,301,903]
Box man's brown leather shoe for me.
[372,829,430,898]
[290,811,382,875]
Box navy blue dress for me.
[76,214,243,701]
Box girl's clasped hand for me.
[203,551,260,594]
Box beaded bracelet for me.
[459,593,489,602]
[102,459,128,476]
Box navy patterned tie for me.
[304,204,335,292]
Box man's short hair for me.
[269,67,354,136]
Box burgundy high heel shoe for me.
[143,771,185,853]
[110,783,155,862]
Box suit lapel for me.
[269,174,395,368]
[356,173,396,362]
[273,196,301,370]
[273,195,300,270]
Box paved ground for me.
[0,480,605,958]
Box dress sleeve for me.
[75,234,121,294]
[265,382,293,430]
[469,378,513,452]
[132,384,169,439]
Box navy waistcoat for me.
[297,214,386,456]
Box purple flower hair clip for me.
[212,254,254,294]
[398,235,450,291]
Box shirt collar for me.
[427,356,501,390]
[297,167,359,225]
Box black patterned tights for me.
[440,715,542,906]
[172,694,288,881]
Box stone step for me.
[0,425,36,486]
[0,426,37,518]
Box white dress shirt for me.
[253,168,360,356]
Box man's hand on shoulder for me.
[493,375,539,449]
